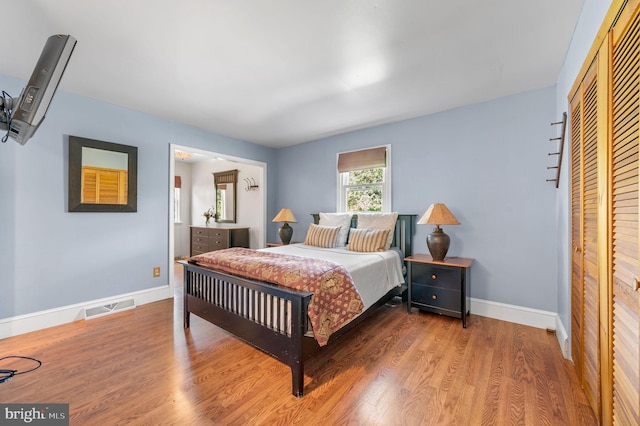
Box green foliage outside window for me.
[346,168,383,212]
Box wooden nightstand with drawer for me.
[405,254,474,328]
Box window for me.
[174,176,182,223]
[337,145,391,212]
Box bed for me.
[181,213,415,397]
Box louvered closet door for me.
[570,61,601,419]
[582,64,601,417]
[570,94,584,378]
[610,5,640,424]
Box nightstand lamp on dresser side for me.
[272,208,297,245]
[405,254,474,328]
[417,203,460,261]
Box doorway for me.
[168,144,267,289]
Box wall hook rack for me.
[547,112,567,188]
[244,177,259,191]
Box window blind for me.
[337,147,387,173]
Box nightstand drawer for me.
[411,263,459,288]
[411,284,460,312]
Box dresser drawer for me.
[209,230,229,248]
[411,284,460,313]
[209,229,229,238]
[210,239,229,250]
[192,228,209,237]
[411,263,460,289]
[191,243,209,255]
[192,235,209,245]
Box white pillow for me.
[356,212,398,250]
[319,213,353,247]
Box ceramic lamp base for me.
[427,225,450,261]
[279,222,293,245]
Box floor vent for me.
[84,299,136,319]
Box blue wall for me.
[0,75,565,322]
[0,74,277,319]
[276,87,559,312]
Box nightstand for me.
[405,254,474,328]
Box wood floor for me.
[0,264,597,425]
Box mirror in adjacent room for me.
[213,169,238,223]
[68,135,138,212]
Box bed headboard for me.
[311,214,416,259]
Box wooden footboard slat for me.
[183,263,313,396]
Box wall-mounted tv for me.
[0,34,77,145]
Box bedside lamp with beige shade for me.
[417,203,460,261]
[272,208,297,245]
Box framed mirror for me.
[68,135,138,212]
[213,169,238,223]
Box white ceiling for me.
[3,1,584,148]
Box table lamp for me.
[417,203,460,261]
[272,208,297,244]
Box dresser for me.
[190,226,250,256]
[405,254,474,328]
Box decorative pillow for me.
[347,228,390,252]
[304,224,341,248]
[319,212,353,247]
[356,212,398,250]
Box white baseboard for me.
[555,314,570,359]
[0,285,173,339]
[470,297,570,359]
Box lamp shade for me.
[417,203,460,226]
[272,208,297,223]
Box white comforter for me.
[260,243,405,309]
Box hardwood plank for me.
[0,263,597,425]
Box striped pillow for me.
[319,212,352,246]
[304,224,341,248]
[347,228,390,252]
[356,212,398,250]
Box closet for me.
[569,0,639,423]
[570,57,601,419]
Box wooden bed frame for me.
[181,214,415,397]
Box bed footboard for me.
[182,261,313,397]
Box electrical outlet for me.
[153,267,160,278]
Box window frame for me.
[336,144,391,213]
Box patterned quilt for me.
[188,248,364,346]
